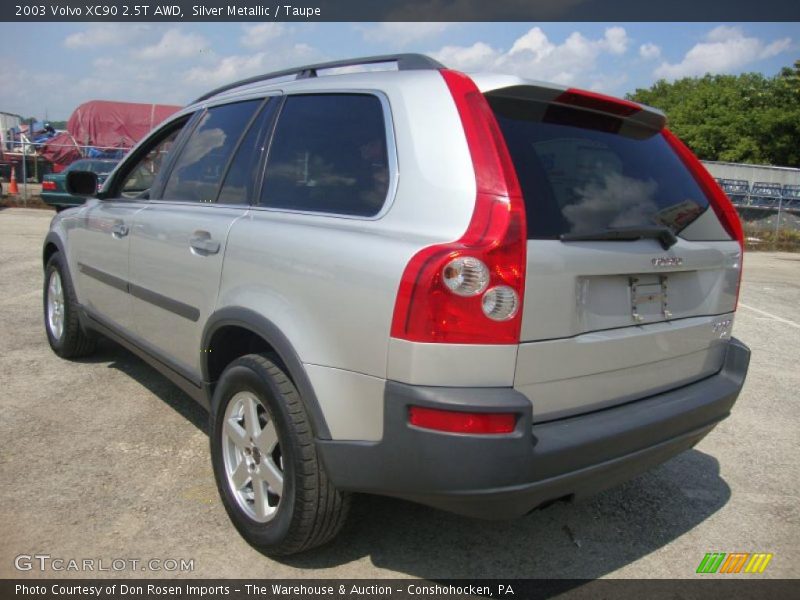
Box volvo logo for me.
[652,256,683,267]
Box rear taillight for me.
[409,406,517,434]
[389,69,526,345]
[663,128,744,308]
[42,181,57,191]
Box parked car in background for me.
[41,159,119,211]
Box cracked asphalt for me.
[1,207,797,579]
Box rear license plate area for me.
[630,274,671,323]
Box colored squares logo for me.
[697,552,773,574]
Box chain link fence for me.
[1,140,131,206]
[716,178,800,251]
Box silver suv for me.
[43,54,750,555]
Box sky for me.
[0,22,797,120]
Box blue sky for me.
[1,22,797,120]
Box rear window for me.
[488,96,712,239]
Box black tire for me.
[43,252,96,358]
[210,353,350,555]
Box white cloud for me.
[359,22,454,46]
[639,42,661,60]
[434,42,497,71]
[432,26,630,88]
[184,44,322,88]
[601,26,629,55]
[655,26,792,79]
[240,23,286,49]
[64,24,148,48]
[134,28,207,61]
[92,57,114,69]
[589,73,629,93]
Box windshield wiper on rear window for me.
[560,226,678,250]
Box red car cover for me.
[41,100,181,167]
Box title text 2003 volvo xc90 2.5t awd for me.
[43,54,750,555]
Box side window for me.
[118,126,183,198]
[217,99,276,205]
[162,100,261,203]
[260,94,390,217]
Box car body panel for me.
[129,203,247,376]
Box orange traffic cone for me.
[8,166,19,194]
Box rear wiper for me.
[560,226,678,250]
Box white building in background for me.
[702,160,800,188]
[0,111,23,149]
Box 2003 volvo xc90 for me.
[43,54,750,555]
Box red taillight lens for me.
[390,69,526,345]
[555,88,642,117]
[408,406,517,434]
[663,128,744,308]
[42,181,57,191]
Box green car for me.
[41,159,119,211]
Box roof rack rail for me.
[194,53,446,103]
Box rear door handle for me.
[189,231,220,255]
[111,222,129,238]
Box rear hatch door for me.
[484,84,741,422]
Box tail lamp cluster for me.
[390,69,527,345]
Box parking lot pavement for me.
[0,207,797,579]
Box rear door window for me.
[162,100,261,204]
[488,96,716,239]
[259,94,390,217]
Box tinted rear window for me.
[260,94,390,217]
[489,96,712,239]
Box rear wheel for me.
[44,252,96,358]
[210,353,350,555]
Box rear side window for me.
[259,94,390,217]
[162,100,261,203]
[488,96,714,239]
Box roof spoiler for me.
[485,84,667,131]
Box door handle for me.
[189,231,220,255]
[111,222,129,238]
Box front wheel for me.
[44,252,96,358]
[210,354,350,555]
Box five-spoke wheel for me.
[222,391,284,522]
[46,270,65,341]
[210,353,350,555]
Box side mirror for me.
[66,171,99,197]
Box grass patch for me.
[0,194,54,211]
[744,225,800,252]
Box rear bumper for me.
[317,337,750,518]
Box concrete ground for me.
[0,207,797,579]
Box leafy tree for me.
[627,62,800,168]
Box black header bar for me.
[3,0,800,22]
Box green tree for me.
[627,63,800,168]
